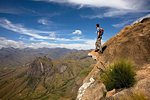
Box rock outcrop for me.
[27,56,53,77]
[56,63,68,73]
[132,14,150,24]
[76,18,150,100]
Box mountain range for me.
[0,49,96,100]
[0,47,78,68]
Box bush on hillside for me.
[100,60,136,91]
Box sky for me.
[0,0,150,50]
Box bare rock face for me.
[27,56,53,77]
[112,75,150,99]
[76,60,107,100]
[132,64,150,97]
[99,20,150,98]
[57,63,68,73]
[77,80,105,100]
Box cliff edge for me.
[77,17,150,100]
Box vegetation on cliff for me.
[101,60,136,91]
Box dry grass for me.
[115,91,149,100]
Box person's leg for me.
[95,39,99,52]
[95,38,102,53]
[98,38,102,53]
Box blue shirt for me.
[97,28,100,32]
[97,28,102,39]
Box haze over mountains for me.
[0,47,79,68]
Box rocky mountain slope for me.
[0,47,78,68]
[0,50,96,100]
[77,18,150,100]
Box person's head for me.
[96,24,99,28]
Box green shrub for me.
[101,60,136,91]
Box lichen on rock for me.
[77,77,95,100]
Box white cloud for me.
[34,0,149,19]
[49,33,56,38]
[0,18,96,42]
[72,30,82,35]
[0,19,105,50]
[28,42,94,50]
[0,18,85,42]
[0,37,105,50]
[38,18,53,25]
[29,37,34,41]
[0,18,56,40]
[0,37,27,48]
[81,9,128,19]
[29,37,43,41]
[28,38,102,50]
[34,0,142,10]
[38,18,47,25]
[81,8,150,19]
[28,38,105,50]
[103,9,129,18]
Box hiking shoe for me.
[95,49,99,52]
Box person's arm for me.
[97,31,100,38]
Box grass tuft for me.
[101,60,136,91]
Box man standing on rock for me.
[95,24,104,53]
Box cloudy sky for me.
[0,0,150,50]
